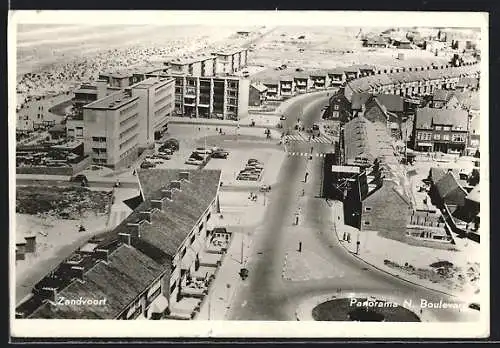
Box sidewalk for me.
[196,231,249,320]
[330,201,480,298]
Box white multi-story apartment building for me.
[83,91,141,169]
[129,77,175,145]
[168,54,218,77]
[212,48,248,75]
[156,73,249,121]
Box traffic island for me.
[296,294,426,322]
[311,298,420,322]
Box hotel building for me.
[155,73,249,121]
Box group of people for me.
[248,192,258,201]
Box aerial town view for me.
[11,11,487,337]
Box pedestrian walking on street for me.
[304,172,309,183]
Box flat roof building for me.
[129,77,175,144]
[83,91,141,169]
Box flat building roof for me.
[84,91,138,110]
[331,165,360,173]
[131,77,174,89]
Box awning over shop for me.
[418,142,433,147]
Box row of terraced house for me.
[16,169,235,320]
[323,59,481,245]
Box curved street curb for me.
[332,222,458,299]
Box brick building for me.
[412,107,469,153]
[19,169,224,319]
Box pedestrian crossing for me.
[284,133,333,144]
[287,152,328,158]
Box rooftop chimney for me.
[170,180,182,190]
[40,287,57,302]
[94,248,109,263]
[151,199,163,211]
[16,248,25,261]
[127,221,144,238]
[139,210,153,223]
[118,233,131,246]
[16,242,26,254]
[25,235,36,253]
[71,266,85,282]
[161,189,173,200]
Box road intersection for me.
[226,91,476,322]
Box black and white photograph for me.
[9,10,489,338]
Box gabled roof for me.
[374,94,405,113]
[134,169,221,258]
[347,64,480,94]
[429,167,447,183]
[343,116,396,163]
[91,169,221,264]
[415,107,468,129]
[351,92,372,110]
[29,245,164,319]
[434,172,468,204]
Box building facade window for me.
[434,125,442,130]
[433,133,441,140]
[442,134,450,141]
[452,134,466,142]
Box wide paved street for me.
[227,91,474,322]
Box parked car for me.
[185,158,203,166]
[190,152,205,161]
[155,153,171,160]
[468,303,480,311]
[247,162,264,169]
[150,159,164,165]
[279,115,287,120]
[247,159,263,165]
[194,147,213,155]
[163,138,180,151]
[158,147,173,155]
[140,161,156,169]
[211,151,229,159]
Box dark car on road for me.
[469,303,480,311]
[162,138,180,151]
[140,161,156,169]
[211,151,229,159]
[70,174,88,183]
[279,115,287,121]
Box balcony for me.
[185,88,196,97]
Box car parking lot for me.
[236,158,265,182]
